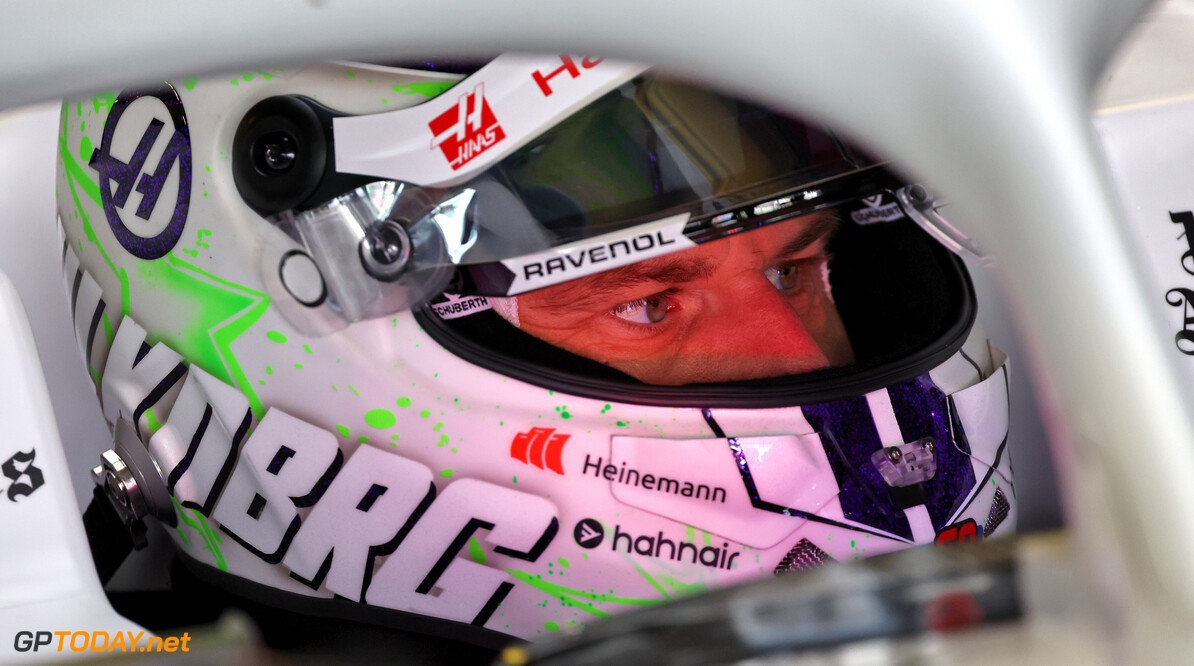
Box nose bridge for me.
[702,276,821,357]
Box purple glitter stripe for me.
[887,375,977,531]
[801,395,913,540]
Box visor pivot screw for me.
[922,438,935,452]
[252,131,297,175]
[887,448,903,463]
[360,219,412,281]
[906,184,930,206]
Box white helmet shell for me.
[56,57,1015,645]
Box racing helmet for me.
[56,55,1015,646]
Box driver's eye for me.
[612,293,670,324]
[765,263,801,291]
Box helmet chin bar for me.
[269,181,456,324]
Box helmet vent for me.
[984,488,1010,536]
[774,538,830,574]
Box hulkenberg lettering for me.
[69,264,560,629]
[501,213,694,294]
[583,454,727,504]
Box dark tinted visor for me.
[469,75,872,254]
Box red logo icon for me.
[510,427,569,474]
[429,82,506,170]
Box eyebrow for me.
[770,211,840,263]
[562,255,719,310]
[533,211,840,312]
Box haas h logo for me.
[429,83,507,171]
[510,427,569,475]
[90,84,192,260]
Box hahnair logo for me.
[429,83,506,171]
[511,427,569,474]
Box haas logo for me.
[429,83,507,170]
[90,84,192,260]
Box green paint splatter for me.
[656,573,707,597]
[184,78,198,90]
[365,408,396,429]
[347,70,356,77]
[506,570,663,618]
[256,70,273,81]
[79,136,93,162]
[392,81,457,98]
[468,537,487,564]
[438,434,450,447]
[440,469,454,478]
[544,621,560,632]
[242,73,254,82]
[558,557,571,569]
[397,397,411,407]
[627,558,672,601]
[173,497,227,571]
[59,134,128,319]
[230,79,239,86]
[303,344,313,354]
[336,424,351,438]
[432,422,444,431]
[136,253,270,418]
[358,436,369,444]
[145,408,162,435]
[419,409,431,418]
[616,421,629,427]
[512,475,517,483]
[267,330,288,343]
[92,92,115,114]
[294,363,304,369]
[349,385,360,396]
[601,404,611,414]
[266,365,273,375]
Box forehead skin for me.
[515,212,853,385]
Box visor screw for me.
[922,439,935,452]
[887,448,903,463]
[252,131,298,175]
[907,184,930,205]
[360,219,412,281]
